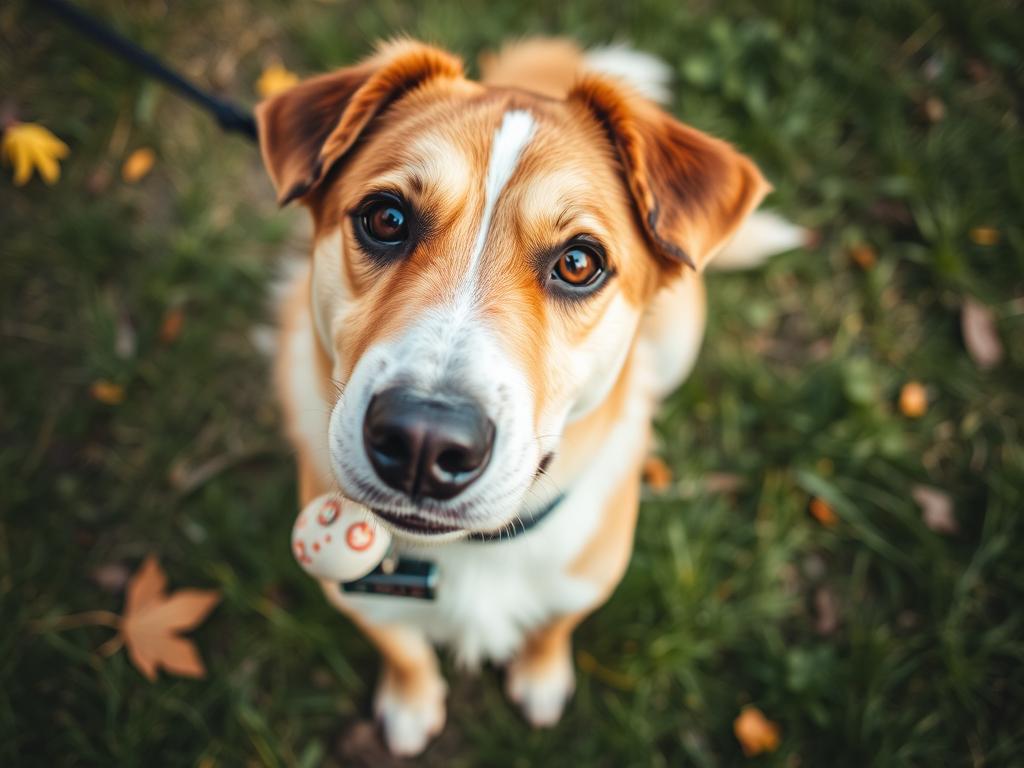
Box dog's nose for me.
[362,387,495,500]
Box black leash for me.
[39,0,258,142]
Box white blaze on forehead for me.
[462,109,537,292]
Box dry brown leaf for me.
[642,455,673,492]
[809,497,838,527]
[923,96,946,123]
[912,485,958,535]
[848,243,877,270]
[159,307,185,344]
[119,555,220,680]
[734,706,780,756]
[704,472,745,495]
[969,226,999,246]
[961,298,1003,369]
[121,147,156,183]
[90,379,125,405]
[90,562,131,594]
[814,586,840,635]
[899,381,928,418]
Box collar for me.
[467,491,566,542]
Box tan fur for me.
[261,37,770,754]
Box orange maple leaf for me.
[119,555,220,681]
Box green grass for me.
[3,0,1023,765]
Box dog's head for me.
[257,40,767,539]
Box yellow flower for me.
[2,122,70,186]
[256,64,299,99]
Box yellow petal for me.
[10,143,33,186]
[257,64,299,99]
[30,141,61,184]
[2,122,70,186]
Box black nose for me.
[362,387,495,500]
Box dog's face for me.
[258,41,767,539]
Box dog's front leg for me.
[506,612,585,727]
[321,584,447,756]
[296,451,446,756]
[508,469,643,727]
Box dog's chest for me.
[344,495,601,668]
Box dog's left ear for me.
[256,40,464,205]
[569,76,770,272]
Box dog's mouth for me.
[371,508,465,537]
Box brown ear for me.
[569,76,770,271]
[256,40,463,205]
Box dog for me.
[257,37,804,756]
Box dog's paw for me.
[505,652,575,727]
[374,671,447,757]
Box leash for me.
[39,0,258,142]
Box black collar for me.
[467,492,566,542]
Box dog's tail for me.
[480,39,808,270]
[479,37,672,103]
[710,211,811,271]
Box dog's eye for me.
[360,196,409,244]
[551,244,604,287]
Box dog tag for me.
[342,557,439,600]
[291,494,392,582]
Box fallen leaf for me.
[120,555,220,680]
[642,455,673,492]
[257,64,299,98]
[961,297,1003,369]
[1,121,70,185]
[734,706,780,756]
[809,497,838,527]
[159,307,185,344]
[90,379,125,405]
[848,243,877,270]
[121,147,155,183]
[899,381,928,418]
[923,96,946,123]
[912,485,958,534]
[704,472,744,494]
[969,226,999,246]
[814,586,840,635]
[115,312,137,360]
[90,563,131,594]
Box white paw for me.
[374,672,447,757]
[506,654,575,728]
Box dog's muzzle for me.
[362,386,495,501]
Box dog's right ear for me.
[256,40,463,205]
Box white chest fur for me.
[277,263,651,668]
[340,388,649,667]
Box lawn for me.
[2,0,1023,765]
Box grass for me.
[2,0,1023,765]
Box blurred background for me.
[2,0,1023,765]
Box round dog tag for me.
[291,494,392,582]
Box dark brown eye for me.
[552,245,603,286]
[361,198,408,244]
